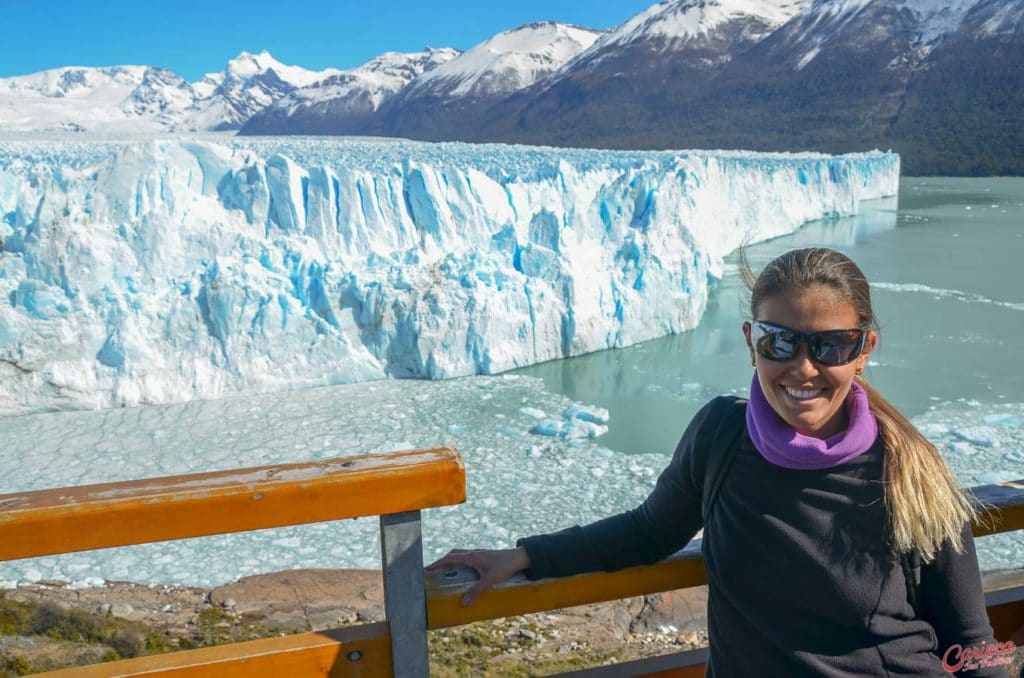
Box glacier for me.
[0,136,899,413]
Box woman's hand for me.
[426,546,531,606]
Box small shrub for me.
[109,628,145,658]
[28,602,102,642]
[1,655,33,676]
[0,598,33,635]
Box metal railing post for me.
[380,510,429,677]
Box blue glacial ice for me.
[0,136,899,413]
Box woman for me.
[429,248,999,677]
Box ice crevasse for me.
[0,137,899,412]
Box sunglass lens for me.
[811,331,864,366]
[755,325,799,360]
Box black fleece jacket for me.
[518,398,1001,677]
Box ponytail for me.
[858,375,978,562]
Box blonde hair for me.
[742,247,976,562]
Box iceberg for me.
[0,136,899,413]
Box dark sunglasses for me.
[750,321,867,366]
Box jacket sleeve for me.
[515,398,721,580]
[921,521,1005,677]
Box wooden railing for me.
[1,454,1021,677]
[0,448,466,678]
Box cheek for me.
[825,368,857,392]
[754,362,787,389]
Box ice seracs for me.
[0,137,898,413]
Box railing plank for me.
[553,647,709,678]
[972,479,1024,537]
[427,479,1024,628]
[38,622,392,677]
[426,542,705,629]
[0,448,465,561]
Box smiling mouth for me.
[783,386,825,401]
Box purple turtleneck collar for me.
[745,374,879,470]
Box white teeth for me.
[785,386,822,400]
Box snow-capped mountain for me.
[240,48,460,135]
[189,50,342,131]
[482,0,1024,174]
[405,22,603,99]
[566,0,807,71]
[0,65,170,132]
[240,22,604,137]
[0,51,338,133]
[366,21,606,141]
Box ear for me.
[742,321,756,365]
[856,330,878,371]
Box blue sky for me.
[0,0,655,80]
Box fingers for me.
[462,579,491,607]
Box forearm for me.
[517,506,699,580]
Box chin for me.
[780,403,844,438]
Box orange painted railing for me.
[1,454,1021,677]
[0,449,465,678]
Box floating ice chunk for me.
[530,419,565,437]
[519,407,546,419]
[565,419,609,440]
[984,414,1024,428]
[1002,450,1024,465]
[951,427,999,448]
[447,424,470,434]
[531,414,608,439]
[564,403,610,425]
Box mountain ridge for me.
[2,1,1022,174]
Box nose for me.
[788,344,819,378]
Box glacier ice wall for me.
[0,137,899,412]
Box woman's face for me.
[742,285,877,439]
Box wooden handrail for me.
[40,623,392,677]
[0,448,465,561]
[972,478,1024,537]
[9,466,1020,677]
[426,478,1024,628]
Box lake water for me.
[1,177,1021,587]
[515,177,1024,457]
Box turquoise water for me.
[513,177,1024,458]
